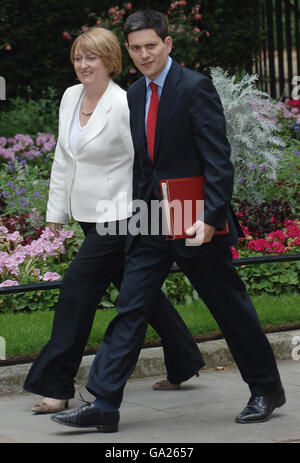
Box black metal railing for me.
[1,253,300,296]
[1,253,299,366]
[254,0,300,99]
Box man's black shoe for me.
[51,402,119,433]
[235,388,286,423]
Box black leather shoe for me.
[51,402,119,433]
[235,388,286,423]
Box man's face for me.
[126,29,172,81]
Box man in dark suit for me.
[52,9,285,432]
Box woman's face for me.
[73,46,109,87]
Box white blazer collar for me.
[63,80,115,156]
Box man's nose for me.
[140,47,149,58]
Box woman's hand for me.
[48,222,63,237]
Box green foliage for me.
[255,138,300,215]
[0,88,59,138]
[237,260,300,296]
[1,293,300,359]
[0,159,50,217]
[210,67,284,203]
[0,289,60,314]
[0,0,261,99]
[162,272,200,306]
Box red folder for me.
[159,176,229,240]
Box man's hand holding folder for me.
[159,176,229,244]
[185,220,216,245]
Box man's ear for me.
[165,36,173,54]
[125,42,129,51]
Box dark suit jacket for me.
[126,59,243,257]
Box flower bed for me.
[0,133,55,217]
[0,217,82,312]
[0,84,299,311]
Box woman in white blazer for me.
[23,27,204,413]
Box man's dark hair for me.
[124,10,169,42]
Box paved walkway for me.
[0,359,299,444]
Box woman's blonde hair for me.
[70,27,122,79]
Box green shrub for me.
[0,88,59,138]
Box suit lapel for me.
[60,84,84,158]
[154,60,181,162]
[76,80,114,153]
[131,78,150,163]
[130,61,181,164]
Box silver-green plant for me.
[210,67,285,203]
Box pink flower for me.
[241,224,251,238]
[40,272,61,281]
[266,241,286,254]
[284,220,300,238]
[7,231,22,243]
[230,246,240,259]
[266,230,286,243]
[0,225,9,235]
[0,280,19,287]
[5,44,12,51]
[248,239,268,252]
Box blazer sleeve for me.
[118,96,134,160]
[126,91,141,201]
[46,91,69,224]
[188,76,233,230]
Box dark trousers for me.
[23,223,204,399]
[86,234,283,408]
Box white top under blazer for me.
[46,80,134,224]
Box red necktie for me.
[147,82,159,161]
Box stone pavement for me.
[0,330,299,444]
[0,360,299,444]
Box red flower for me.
[241,224,251,237]
[286,99,300,108]
[266,230,286,243]
[62,31,72,41]
[266,241,286,254]
[284,220,300,238]
[230,246,240,259]
[248,239,268,252]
